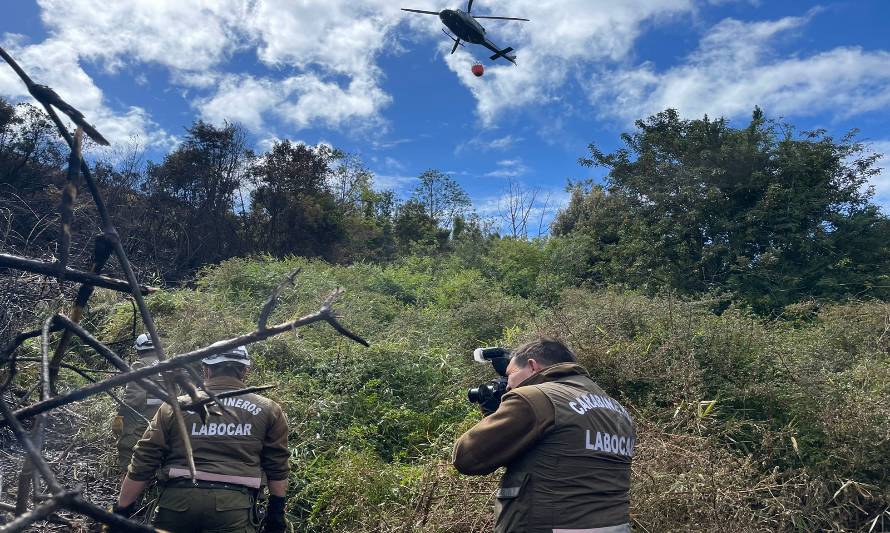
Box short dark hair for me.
[204,362,247,378]
[511,337,576,368]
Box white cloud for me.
[589,13,890,123]
[197,75,282,131]
[196,72,392,133]
[276,74,391,130]
[374,173,417,192]
[455,133,523,154]
[0,36,174,149]
[485,158,529,178]
[35,0,246,73]
[2,0,404,144]
[382,156,404,171]
[7,0,890,145]
[406,0,696,124]
[488,135,521,150]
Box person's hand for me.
[100,502,137,532]
[479,378,507,416]
[261,495,287,533]
[479,395,501,417]
[111,415,124,436]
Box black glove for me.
[101,502,137,532]
[262,495,287,533]
[479,395,501,417]
[479,378,507,417]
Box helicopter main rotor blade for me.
[401,8,441,15]
[473,15,530,21]
[467,0,474,13]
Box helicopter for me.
[402,0,529,64]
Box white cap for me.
[202,345,251,366]
[134,333,154,352]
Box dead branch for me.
[0,253,157,295]
[2,46,190,477]
[182,364,233,418]
[0,46,179,461]
[50,233,116,394]
[57,128,83,278]
[0,398,62,494]
[5,290,367,425]
[14,356,150,424]
[258,267,301,330]
[65,496,160,532]
[2,494,62,532]
[320,288,371,347]
[0,501,71,526]
[50,314,170,403]
[14,357,119,375]
[0,46,369,531]
[0,46,108,146]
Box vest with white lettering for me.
[495,373,635,533]
[160,376,287,489]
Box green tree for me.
[248,140,344,259]
[143,120,253,270]
[555,108,890,312]
[393,199,448,254]
[0,100,65,191]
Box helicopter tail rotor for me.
[489,46,516,64]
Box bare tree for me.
[497,179,539,240]
[536,191,553,238]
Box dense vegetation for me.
[67,256,884,531]
[2,97,889,530]
[555,108,890,313]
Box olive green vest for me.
[495,374,635,533]
[160,376,283,488]
[119,357,166,421]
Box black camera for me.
[467,377,508,404]
[467,347,510,413]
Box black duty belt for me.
[165,478,255,494]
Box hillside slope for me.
[18,255,890,532]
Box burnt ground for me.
[0,393,128,531]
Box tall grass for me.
[82,255,890,532]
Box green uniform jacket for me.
[115,355,166,472]
[128,375,290,488]
[453,363,635,533]
[118,355,167,420]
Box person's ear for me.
[528,359,540,373]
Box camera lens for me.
[467,387,483,403]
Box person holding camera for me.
[454,337,635,533]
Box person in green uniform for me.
[453,337,636,533]
[110,345,290,533]
[112,333,167,474]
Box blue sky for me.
[2,0,889,233]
